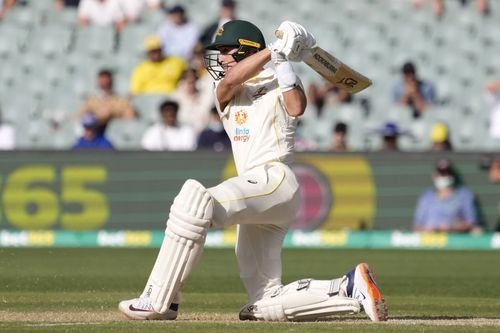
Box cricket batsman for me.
[119,20,388,322]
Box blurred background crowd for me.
[1,0,500,153]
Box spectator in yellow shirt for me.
[130,35,187,95]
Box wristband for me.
[271,51,298,92]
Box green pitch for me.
[1,248,500,333]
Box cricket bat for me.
[275,31,372,94]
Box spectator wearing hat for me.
[377,122,408,151]
[414,159,479,233]
[393,61,435,118]
[78,0,126,31]
[72,112,114,149]
[430,122,453,151]
[199,0,237,47]
[129,35,187,95]
[331,121,349,152]
[141,100,196,151]
[157,4,200,61]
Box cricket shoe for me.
[238,304,258,321]
[118,297,178,320]
[344,263,388,322]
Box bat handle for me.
[275,30,284,39]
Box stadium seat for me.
[26,26,74,59]
[117,25,152,58]
[43,8,79,28]
[1,6,39,28]
[0,25,30,58]
[106,119,149,150]
[132,95,169,124]
[25,0,53,13]
[15,119,54,149]
[73,26,116,58]
[51,120,80,150]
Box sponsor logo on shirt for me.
[251,87,268,100]
[234,128,250,142]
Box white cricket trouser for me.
[208,162,300,303]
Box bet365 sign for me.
[0,166,109,230]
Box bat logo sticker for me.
[337,77,358,88]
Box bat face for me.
[303,47,372,94]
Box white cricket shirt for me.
[214,68,298,175]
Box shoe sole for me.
[118,304,177,321]
[358,263,388,322]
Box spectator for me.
[414,0,490,18]
[307,81,352,116]
[141,100,196,151]
[485,80,500,140]
[54,0,80,10]
[72,112,114,149]
[488,157,500,231]
[79,69,135,134]
[130,35,187,95]
[157,4,199,61]
[117,0,161,23]
[190,42,216,101]
[78,0,126,31]
[172,68,213,134]
[414,158,479,233]
[0,0,16,21]
[197,107,231,152]
[393,61,435,119]
[0,112,15,150]
[377,122,406,151]
[294,120,317,152]
[331,121,349,152]
[430,122,453,151]
[199,0,237,47]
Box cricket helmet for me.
[204,20,266,79]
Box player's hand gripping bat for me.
[275,30,372,94]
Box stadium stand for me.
[1,0,499,151]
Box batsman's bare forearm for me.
[217,49,271,109]
[283,87,307,117]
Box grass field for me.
[1,248,500,332]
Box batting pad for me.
[252,279,360,321]
[143,179,213,313]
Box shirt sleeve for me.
[110,0,125,22]
[421,81,436,103]
[147,0,161,7]
[130,65,143,95]
[77,0,90,19]
[141,127,159,151]
[414,192,429,229]
[392,82,403,102]
[459,188,478,226]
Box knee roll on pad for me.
[167,179,214,240]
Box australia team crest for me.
[235,110,248,125]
